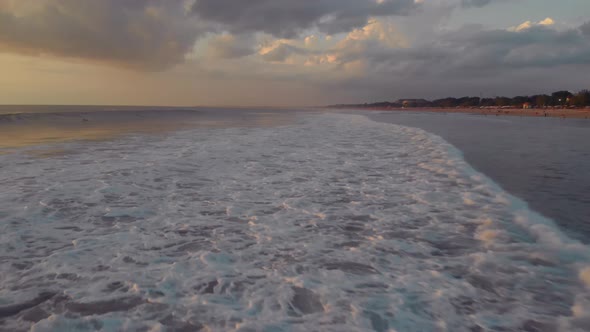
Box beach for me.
[1,108,590,331]
[3,0,590,330]
[335,107,590,119]
[367,110,590,243]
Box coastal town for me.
[330,90,590,118]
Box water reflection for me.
[0,108,297,150]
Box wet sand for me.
[332,107,590,119]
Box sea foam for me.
[0,113,589,331]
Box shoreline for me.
[365,109,590,244]
[330,107,590,119]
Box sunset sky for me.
[1,0,589,106]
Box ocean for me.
[368,111,590,244]
[1,107,589,331]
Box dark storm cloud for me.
[0,0,201,70]
[0,0,421,69]
[206,34,257,59]
[461,0,493,7]
[446,23,590,69]
[460,0,515,8]
[0,0,584,86]
[190,0,418,38]
[333,21,590,79]
[326,21,590,101]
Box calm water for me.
[1,108,589,331]
[0,107,297,149]
[369,111,590,244]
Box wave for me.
[0,109,203,124]
[0,108,296,149]
[0,113,588,331]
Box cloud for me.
[320,20,590,101]
[0,0,511,71]
[341,19,408,48]
[538,17,555,26]
[206,34,256,59]
[460,0,513,8]
[0,0,588,107]
[190,0,418,38]
[509,17,555,32]
[0,0,420,69]
[367,21,590,77]
[193,15,590,103]
[208,17,589,103]
[0,0,203,70]
[257,36,327,65]
[259,42,306,63]
[461,0,493,7]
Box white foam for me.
[1,112,589,331]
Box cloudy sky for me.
[0,0,589,106]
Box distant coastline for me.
[330,106,590,119]
[328,90,590,119]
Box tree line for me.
[441,90,590,108]
[331,90,590,109]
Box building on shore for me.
[401,99,432,108]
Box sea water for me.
[369,111,590,244]
[1,110,589,331]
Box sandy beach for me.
[335,107,590,119]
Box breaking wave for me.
[0,113,589,331]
